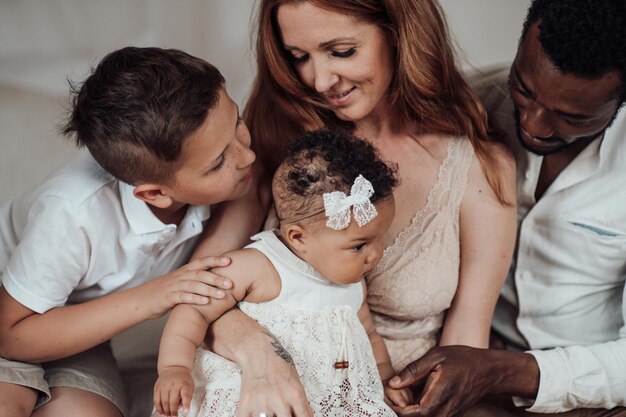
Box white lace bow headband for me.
[323,174,378,230]
[279,174,379,230]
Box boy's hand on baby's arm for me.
[142,256,233,319]
[154,367,194,417]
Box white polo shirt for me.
[473,67,626,412]
[0,150,211,314]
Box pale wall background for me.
[0,0,531,203]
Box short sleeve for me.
[2,195,91,313]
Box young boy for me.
[0,47,257,417]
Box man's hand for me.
[388,346,539,417]
[141,256,233,319]
[153,366,194,417]
[235,331,313,417]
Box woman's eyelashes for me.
[331,47,356,58]
[289,47,357,64]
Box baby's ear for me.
[284,224,308,253]
[133,184,174,209]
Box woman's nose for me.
[313,60,338,93]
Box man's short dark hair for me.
[62,47,225,185]
[521,0,625,92]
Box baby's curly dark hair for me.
[522,0,625,96]
[273,129,398,224]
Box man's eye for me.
[513,84,531,99]
[563,118,590,127]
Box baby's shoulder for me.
[216,247,280,301]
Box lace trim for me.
[374,137,473,273]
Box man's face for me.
[508,22,623,156]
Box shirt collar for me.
[119,181,170,234]
[119,181,212,235]
[598,107,626,164]
[546,135,603,194]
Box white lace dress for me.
[186,231,395,417]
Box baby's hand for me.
[142,256,233,319]
[384,382,414,410]
[154,367,194,417]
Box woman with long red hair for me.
[206,1,517,415]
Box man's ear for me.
[284,224,309,253]
[133,184,174,209]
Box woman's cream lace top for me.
[366,137,475,371]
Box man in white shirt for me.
[389,0,626,415]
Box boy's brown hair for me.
[62,47,224,185]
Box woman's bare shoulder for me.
[466,139,516,205]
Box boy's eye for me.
[331,48,356,58]
[212,154,226,171]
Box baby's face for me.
[304,196,395,285]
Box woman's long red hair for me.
[245,0,510,204]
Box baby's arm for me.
[357,283,413,409]
[154,248,276,417]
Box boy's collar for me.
[120,181,170,234]
[120,181,212,235]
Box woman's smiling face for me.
[277,2,394,124]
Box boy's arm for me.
[0,255,231,363]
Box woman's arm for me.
[208,314,313,417]
[439,142,517,347]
